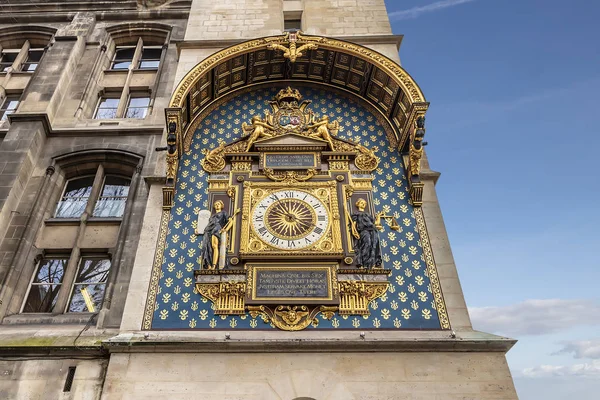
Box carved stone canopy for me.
[169,33,429,154]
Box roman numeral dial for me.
[251,189,330,250]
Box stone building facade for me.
[0,1,518,399]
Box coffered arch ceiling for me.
[169,34,429,151]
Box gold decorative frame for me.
[262,152,318,170]
[141,38,454,329]
[246,263,338,303]
[142,209,170,330]
[414,207,450,329]
[239,180,343,257]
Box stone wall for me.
[304,0,392,36]
[0,359,106,400]
[101,352,518,400]
[0,2,188,328]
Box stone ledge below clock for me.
[102,329,516,353]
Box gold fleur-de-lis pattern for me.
[149,84,446,330]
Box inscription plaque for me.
[246,264,339,305]
[264,153,316,169]
[256,270,328,298]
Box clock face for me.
[252,189,329,250]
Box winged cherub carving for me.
[267,33,319,63]
[242,115,275,152]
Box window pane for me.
[101,176,130,197]
[93,197,127,217]
[63,177,94,198]
[125,97,149,119]
[114,48,135,59]
[98,98,120,108]
[55,198,88,218]
[139,48,161,69]
[284,19,302,31]
[128,97,150,108]
[0,52,17,72]
[95,108,118,119]
[139,60,159,69]
[141,48,162,60]
[23,284,61,313]
[68,259,110,313]
[93,176,130,217]
[75,259,111,284]
[33,259,66,284]
[55,177,93,218]
[27,50,44,62]
[22,50,43,72]
[111,47,135,70]
[95,97,120,119]
[1,97,20,121]
[23,258,67,313]
[111,60,131,70]
[21,63,37,72]
[68,284,106,313]
[125,108,147,119]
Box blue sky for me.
[385,0,600,398]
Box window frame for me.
[124,94,150,119]
[65,256,112,313]
[0,50,19,72]
[110,45,136,71]
[138,46,162,70]
[21,48,45,72]
[93,95,121,120]
[21,257,69,314]
[53,175,96,219]
[0,95,20,121]
[92,174,131,218]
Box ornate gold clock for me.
[240,181,344,257]
[252,189,329,250]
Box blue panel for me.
[151,84,444,330]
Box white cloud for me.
[389,0,477,20]
[519,360,600,378]
[469,299,600,336]
[556,340,600,359]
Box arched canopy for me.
[0,25,56,48]
[167,33,428,151]
[105,22,172,46]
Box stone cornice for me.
[8,113,164,136]
[175,34,404,56]
[0,9,190,24]
[102,330,516,354]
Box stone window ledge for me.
[3,313,97,325]
[44,217,122,226]
[87,217,122,225]
[44,217,80,226]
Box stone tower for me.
[0,1,518,398]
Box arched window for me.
[19,150,142,315]
[0,25,55,125]
[92,23,171,120]
[52,150,139,219]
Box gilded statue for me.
[354,144,380,171]
[348,198,383,269]
[242,115,274,152]
[200,142,226,172]
[266,31,319,63]
[409,116,426,178]
[200,201,240,270]
[308,115,338,150]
